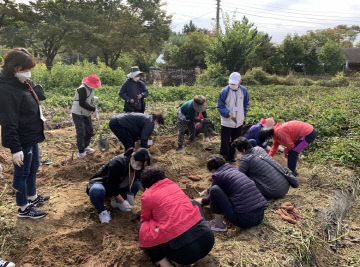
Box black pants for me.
[209,185,264,228]
[109,119,135,151]
[72,113,93,153]
[220,125,243,161]
[143,202,214,265]
[178,118,195,147]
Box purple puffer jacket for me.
[202,163,267,213]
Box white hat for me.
[228,72,241,85]
[127,66,143,79]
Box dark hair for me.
[152,112,165,125]
[232,137,252,152]
[207,154,226,171]
[193,95,206,105]
[258,127,275,144]
[141,164,166,189]
[2,48,36,75]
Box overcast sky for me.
[163,0,360,43]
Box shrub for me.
[196,62,228,87]
[32,61,126,88]
[316,72,349,87]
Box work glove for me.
[12,151,24,167]
[93,96,99,101]
[95,108,99,119]
[119,200,132,212]
[0,164,3,173]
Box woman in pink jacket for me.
[258,120,317,175]
[139,165,214,267]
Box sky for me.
[163,0,360,43]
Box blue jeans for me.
[288,129,317,173]
[13,144,40,206]
[209,185,264,228]
[89,180,142,214]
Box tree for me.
[247,33,275,73]
[206,16,267,73]
[163,31,211,68]
[281,34,305,72]
[303,47,322,75]
[301,25,360,48]
[319,41,345,75]
[182,20,197,34]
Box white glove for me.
[0,164,3,173]
[93,96,99,101]
[119,200,132,212]
[95,109,99,119]
[12,151,24,167]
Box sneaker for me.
[111,199,131,212]
[84,147,95,154]
[28,195,50,207]
[18,205,46,219]
[176,146,183,151]
[208,219,227,232]
[77,152,87,158]
[99,210,111,223]
[0,258,15,267]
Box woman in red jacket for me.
[139,165,214,267]
[258,120,317,175]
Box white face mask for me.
[133,76,140,82]
[229,84,238,91]
[131,160,142,170]
[15,71,31,83]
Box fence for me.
[144,67,198,86]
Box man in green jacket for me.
[177,95,207,151]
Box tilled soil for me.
[0,127,359,266]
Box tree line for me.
[1,0,359,76]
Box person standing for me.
[0,48,50,219]
[120,66,148,113]
[217,72,249,162]
[71,74,101,158]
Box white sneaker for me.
[99,210,111,223]
[77,152,87,158]
[0,258,15,267]
[85,147,95,154]
[111,199,131,212]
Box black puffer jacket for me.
[86,154,141,197]
[0,70,45,153]
[110,113,154,148]
[238,147,290,199]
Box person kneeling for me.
[233,137,291,200]
[86,148,151,223]
[139,165,214,267]
[199,154,267,232]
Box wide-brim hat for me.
[82,74,102,88]
[127,66,143,78]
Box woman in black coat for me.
[0,48,49,219]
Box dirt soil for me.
[0,127,359,266]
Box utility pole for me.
[216,0,220,31]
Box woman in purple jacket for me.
[197,154,267,232]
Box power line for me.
[222,2,360,22]
[227,0,360,16]
[222,8,350,26]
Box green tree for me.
[281,34,305,72]
[303,46,322,75]
[247,33,275,73]
[301,25,360,48]
[319,41,345,75]
[182,20,197,34]
[206,16,266,73]
[163,31,211,68]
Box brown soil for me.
[0,127,359,266]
